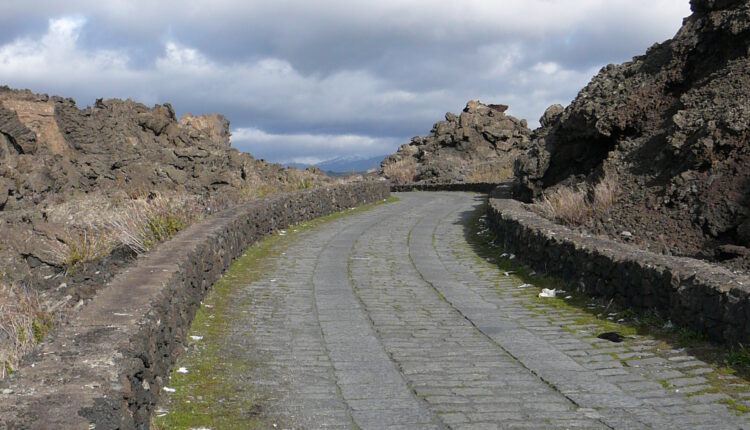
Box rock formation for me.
[515,0,750,268]
[381,100,531,184]
[0,87,325,288]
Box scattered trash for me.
[509,254,517,260]
[500,253,508,258]
[518,283,533,289]
[597,332,625,343]
[663,320,674,329]
[538,288,558,298]
[620,231,633,238]
[190,335,203,341]
[565,295,573,299]
[155,408,168,417]
[163,386,176,393]
[529,271,537,277]
[503,271,515,276]
[177,367,189,374]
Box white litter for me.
[538,288,559,298]
[500,253,508,258]
[518,283,534,289]
[503,271,515,276]
[163,387,176,393]
[565,295,573,299]
[663,320,674,329]
[176,367,188,374]
[190,335,203,341]
[509,254,517,260]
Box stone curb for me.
[487,184,750,345]
[0,181,390,430]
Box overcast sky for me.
[0,1,691,164]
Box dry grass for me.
[109,193,204,255]
[531,172,620,226]
[383,158,417,184]
[465,164,514,183]
[0,280,59,380]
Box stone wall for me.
[391,182,498,193]
[0,181,390,430]
[487,185,750,345]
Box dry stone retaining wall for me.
[390,182,498,193]
[0,181,389,430]
[487,185,750,345]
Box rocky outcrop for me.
[515,0,750,267]
[381,100,531,184]
[0,86,326,290]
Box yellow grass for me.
[383,158,417,184]
[465,164,514,183]
[530,171,620,226]
[0,280,58,380]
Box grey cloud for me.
[0,1,691,163]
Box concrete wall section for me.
[487,194,750,345]
[0,181,390,430]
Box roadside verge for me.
[0,181,389,429]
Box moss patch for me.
[154,196,397,429]
[458,198,750,412]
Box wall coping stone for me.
[0,181,390,429]
[487,182,750,344]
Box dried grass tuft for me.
[0,280,57,380]
[383,158,417,185]
[530,171,620,226]
[465,164,514,183]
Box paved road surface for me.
[158,192,750,429]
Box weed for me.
[727,344,750,368]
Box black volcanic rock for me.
[515,0,750,265]
[381,100,531,184]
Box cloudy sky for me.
[0,1,691,164]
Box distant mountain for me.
[287,155,386,174]
[316,155,385,173]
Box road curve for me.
[157,192,750,429]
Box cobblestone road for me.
[159,192,750,429]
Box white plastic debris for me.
[189,335,203,341]
[500,253,509,258]
[664,320,674,329]
[163,387,176,393]
[518,283,533,289]
[509,254,517,260]
[503,271,515,276]
[177,367,188,374]
[538,288,559,298]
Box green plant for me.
[726,344,750,368]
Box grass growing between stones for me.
[153,196,398,429]
[461,198,750,413]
